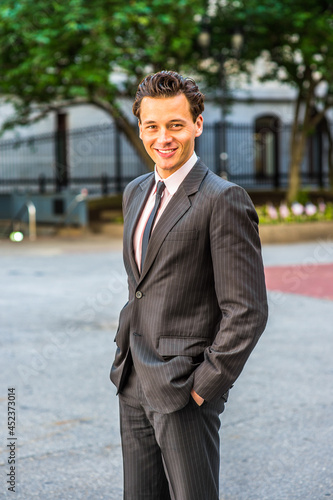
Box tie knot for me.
[156,181,166,198]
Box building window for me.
[254,115,280,183]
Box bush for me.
[256,201,333,225]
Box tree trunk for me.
[92,97,154,171]
[287,80,314,203]
[287,89,303,203]
[287,132,307,203]
[111,110,154,171]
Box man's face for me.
[139,94,203,178]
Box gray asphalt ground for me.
[1,236,333,500]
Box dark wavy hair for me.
[133,70,205,122]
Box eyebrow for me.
[142,119,187,125]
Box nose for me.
[156,127,172,145]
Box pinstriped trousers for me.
[119,365,225,500]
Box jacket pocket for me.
[114,301,129,342]
[158,336,209,357]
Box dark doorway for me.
[254,115,280,187]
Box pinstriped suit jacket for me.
[110,159,268,414]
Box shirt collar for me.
[154,152,198,195]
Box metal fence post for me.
[274,131,280,189]
[101,173,108,195]
[114,125,122,193]
[38,173,46,193]
[55,112,69,192]
[318,125,324,188]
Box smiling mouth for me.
[155,148,177,155]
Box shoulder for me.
[122,172,154,210]
[201,167,253,206]
[124,172,153,196]
[195,164,258,226]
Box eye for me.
[171,123,182,129]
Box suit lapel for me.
[125,173,155,284]
[139,160,208,282]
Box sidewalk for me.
[1,237,332,499]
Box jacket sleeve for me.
[192,185,268,401]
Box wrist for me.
[191,388,204,406]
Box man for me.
[110,70,268,500]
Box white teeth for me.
[158,149,174,153]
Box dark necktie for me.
[141,181,166,271]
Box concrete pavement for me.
[0,236,332,499]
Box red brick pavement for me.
[264,263,333,301]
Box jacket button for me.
[135,291,143,299]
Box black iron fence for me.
[0,121,331,194]
[0,123,147,195]
[197,122,331,189]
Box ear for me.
[195,115,204,138]
[138,120,143,140]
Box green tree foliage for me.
[0,0,204,167]
[204,0,333,199]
